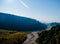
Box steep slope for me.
[36,25,60,44]
[0,13,47,31]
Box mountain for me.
[0,13,47,31]
[36,25,60,44]
[46,22,60,30]
[48,22,60,27]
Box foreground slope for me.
[0,30,27,44]
[36,25,60,44]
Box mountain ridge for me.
[0,12,47,31]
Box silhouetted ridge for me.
[0,12,47,31]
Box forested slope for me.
[36,25,60,44]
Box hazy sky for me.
[0,0,60,22]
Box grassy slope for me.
[36,25,60,44]
[0,30,27,44]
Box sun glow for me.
[7,0,14,3]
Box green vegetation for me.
[36,25,60,44]
[0,30,27,44]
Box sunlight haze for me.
[0,0,60,22]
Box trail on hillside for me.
[23,32,38,44]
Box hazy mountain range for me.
[0,13,47,31]
[48,22,60,27]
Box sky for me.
[0,0,60,23]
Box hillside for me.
[36,25,60,44]
[0,30,27,44]
[0,13,47,31]
[47,22,60,27]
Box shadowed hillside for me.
[36,25,60,44]
[0,13,47,31]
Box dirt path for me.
[23,32,38,44]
